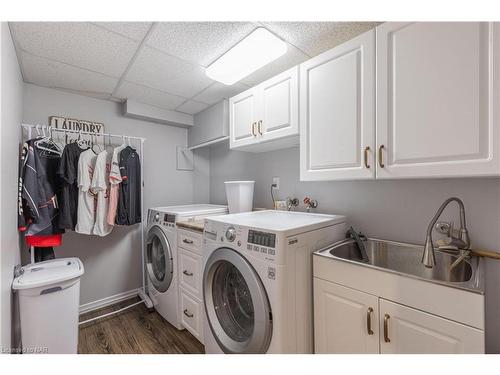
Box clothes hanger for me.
[77,130,89,149]
[35,126,62,156]
[90,133,102,154]
[105,133,113,152]
[52,126,65,150]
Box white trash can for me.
[224,181,255,213]
[12,258,84,354]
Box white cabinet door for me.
[229,87,259,149]
[300,29,375,181]
[314,278,379,353]
[379,299,484,354]
[376,22,500,178]
[259,66,299,142]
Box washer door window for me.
[204,247,272,353]
[146,225,173,293]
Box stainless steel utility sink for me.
[316,238,483,293]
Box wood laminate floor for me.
[78,297,205,354]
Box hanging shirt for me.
[116,146,142,226]
[107,144,126,226]
[75,149,97,235]
[18,138,64,237]
[91,150,113,236]
[57,142,87,230]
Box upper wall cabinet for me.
[229,67,299,152]
[300,30,375,181]
[376,22,500,178]
[189,100,229,149]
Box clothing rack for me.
[20,123,153,320]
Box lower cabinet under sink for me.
[313,243,485,354]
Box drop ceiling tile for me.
[93,22,152,42]
[125,46,214,98]
[192,82,249,105]
[22,52,118,95]
[262,22,379,57]
[147,22,258,66]
[11,22,139,77]
[239,43,309,87]
[114,81,187,110]
[176,100,210,115]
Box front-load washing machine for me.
[145,204,227,329]
[202,210,346,353]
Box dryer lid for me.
[205,210,345,236]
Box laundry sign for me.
[49,116,105,134]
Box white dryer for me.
[145,204,227,329]
[202,210,346,353]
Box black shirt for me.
[116,146,141,225]
[57,142,86,230]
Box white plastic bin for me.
[12,258,84,354]
[224,181,255,214]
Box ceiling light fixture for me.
[205,27,287,85]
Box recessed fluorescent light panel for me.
[205,27,287,85]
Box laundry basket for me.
[12,258,84,354]
[224,181,255,213]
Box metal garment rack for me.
[21,123,153,322]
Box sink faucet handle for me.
[435,221,451,236]
[435,221,460,239]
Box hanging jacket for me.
[18,138,64,237]
[116,146,142,225]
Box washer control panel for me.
[149,210,176,229]
[248,230,276,248]
[204,221,279,262]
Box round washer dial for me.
[225,227,236,242]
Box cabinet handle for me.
[383,314,391,342]
[366,307,374,335]
[183,270,193,276]
[364,146,371,169]
[251,122,256,136]
[183,309,194,318]
[257,120,263,135]
[182,238,193,244]
[378,145,385,168]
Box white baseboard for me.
[79,288,142,315]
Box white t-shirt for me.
[110,144,126,184]
[75,149,97,234]
[91,150,113,236]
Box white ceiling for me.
[9,21,379,116]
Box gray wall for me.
[193,147,211,204]
[209,143,500,353]
[22,84,208,306]
[0,22,23,351]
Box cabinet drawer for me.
[178,248,202,299]
[180,290,204,343]
[177,229,202,254]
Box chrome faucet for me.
[422,197,471,268]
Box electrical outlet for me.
[272,177,280,190]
